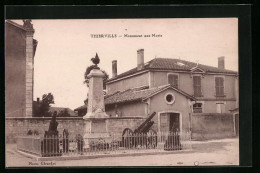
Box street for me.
[6,137,239,167]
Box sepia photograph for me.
[5,18,239,167]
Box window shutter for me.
[168,75,174,85]
[168,75,178,88]
[193,76,202,97]
[174,75,178,88]
[198,77,201,96]
[215,77,224,96]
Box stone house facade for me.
[5,20,38,117]
[75,49,238,134]
[103,49,238,133]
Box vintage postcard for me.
[5,18,239,167]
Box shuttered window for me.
[168,74,178,88]
[193,103,202,113]
[193,76,202,97]
[215,77,224,96]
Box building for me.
[5,20,38,117]
[75,49,238,134]
[106,49,238,113]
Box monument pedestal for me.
[83,118,111,149]
[82,64,111,149]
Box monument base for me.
[83,109,109,119]
[83,118,111,149]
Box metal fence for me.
[17,131,191,157]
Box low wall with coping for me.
[6,113,236,143]
[6,117,145,143]
[191,113,235,140]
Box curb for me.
[17,149,193,161]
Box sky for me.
[13,18,238,110]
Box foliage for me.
[33,93,54,117]
[58,108,71,117]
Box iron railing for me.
[16,131,191,157]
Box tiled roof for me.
[74,104,87,111]
[74,84,195,110]
[104,84,195,105]
[107,58,237,82]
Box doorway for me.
[159,112,180,132]
[169,113,180,132]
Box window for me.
[216,103,225,113]
[193,76,202,97]
[193,103,202,113]
[168,74,178,88]
[165,93,175,104]
[215,77,225,96]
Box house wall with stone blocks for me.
[107,72,149,94]
[151,71,237,113]
[5,22,27,117]
[149,88,192,133]
[5,20,37,117]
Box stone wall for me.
[191,113,235,140]
[6,117,145,143]
[6,117,84,143]
[6,114,236,143]
[106,117,144,134]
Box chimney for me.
[218,56,225,69]
[112,60,117,78]
[137,49,144,70]
[37,98,40,103]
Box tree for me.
[84,65,109,89]
[58,109,71,117]
[33,93,54,117]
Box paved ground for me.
[6,137,239,167]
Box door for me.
[160,113,169,132]
[169,113,180,132]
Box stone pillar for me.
[83,67,110,148]
[25,23,35,117]
[83,68,108,119]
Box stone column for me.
[25,25,35,117]
[83,67,110,148]
[83,68,108,119]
